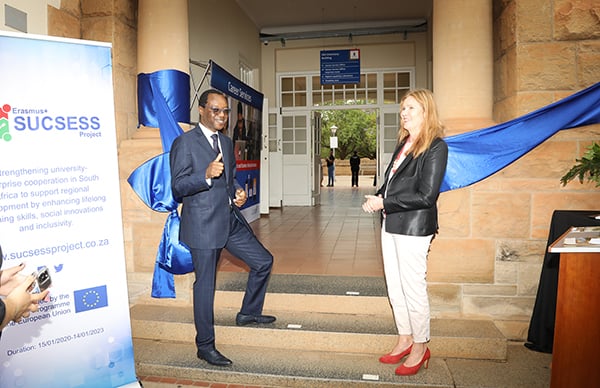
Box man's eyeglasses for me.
[202,105,231,115]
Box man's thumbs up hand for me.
[206,153,224,179]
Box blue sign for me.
[210,60,264,110]
[320,49,361,85]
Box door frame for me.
[269,68,414,206]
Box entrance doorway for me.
[268,68,411,207]
[318,108,377,189]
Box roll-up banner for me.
[0,31,139,387]
[210,61,263,223]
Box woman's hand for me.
[0,263,26,295]
[362,194,384,213]
[1,274,50,329]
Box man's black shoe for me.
[235,313,276,326]
[197,348,232,366]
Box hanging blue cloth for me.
[138,69,190,151]
[442,82,600,192]
[129,69,192,298]
[127,152,194,298]
[128,152,176,210]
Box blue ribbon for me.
[138,69,190,151]
[129,69,192,298]
[442,82,600,192]
[137,69,190,126]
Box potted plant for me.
[560,142,600,187]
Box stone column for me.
[129,0,191,299]
[137,0,189,74]
[137,0,190,135]
[432,0,494,133]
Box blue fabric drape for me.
[129,69,192,298]
[127,152,194,297]
[138,69,190,151]
[128,152,176,211]
[441,82,600,192]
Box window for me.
[280,76,307,107]
[311,73,378,106]
[239,61,254,87]
[268,113,277,152]
[280,70,412,108]
[282,115,307,155]
[383,71,410,104]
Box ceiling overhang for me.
[259,19,427,44]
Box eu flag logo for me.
[74,285,108,313]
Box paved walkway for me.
[218,174,383,277]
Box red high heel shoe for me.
[378,345,413,364]
[395,347,430,375]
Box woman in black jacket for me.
[362,89,448,376]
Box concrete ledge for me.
[217,291,393,315]
[130,304,506,360]
[134,339,551,388]
[217,272,388,296]
[133,339,456,387]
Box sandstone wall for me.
[48,0,138,146]
[436,0,600,339]
[45,0,600,341]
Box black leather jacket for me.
[377,137,448,236]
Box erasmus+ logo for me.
[74,285,109,313]
[0,102,102,141]
[1,104,12,142]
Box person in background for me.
[326,150,335,187]
[0,245,50,336]
[232,102,247,143]
[170,89,275,367]
[362,89,448,376]
[350,150,361,187]
[232,102,247,161]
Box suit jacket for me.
[377,137,448,236]
[170,126,243,249]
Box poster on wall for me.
[0,31,138,387]
[210,61,263,223]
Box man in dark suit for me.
[170,89,275,366]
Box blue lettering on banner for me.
[13,115,101,131]
[209,60,264,111]
[73,285,108,313]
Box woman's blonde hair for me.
[398,89,445,157]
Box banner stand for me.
[0,31,139,387]
[209,60,264,222]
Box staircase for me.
[131,273,507,387]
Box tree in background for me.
[321,108,377,160]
